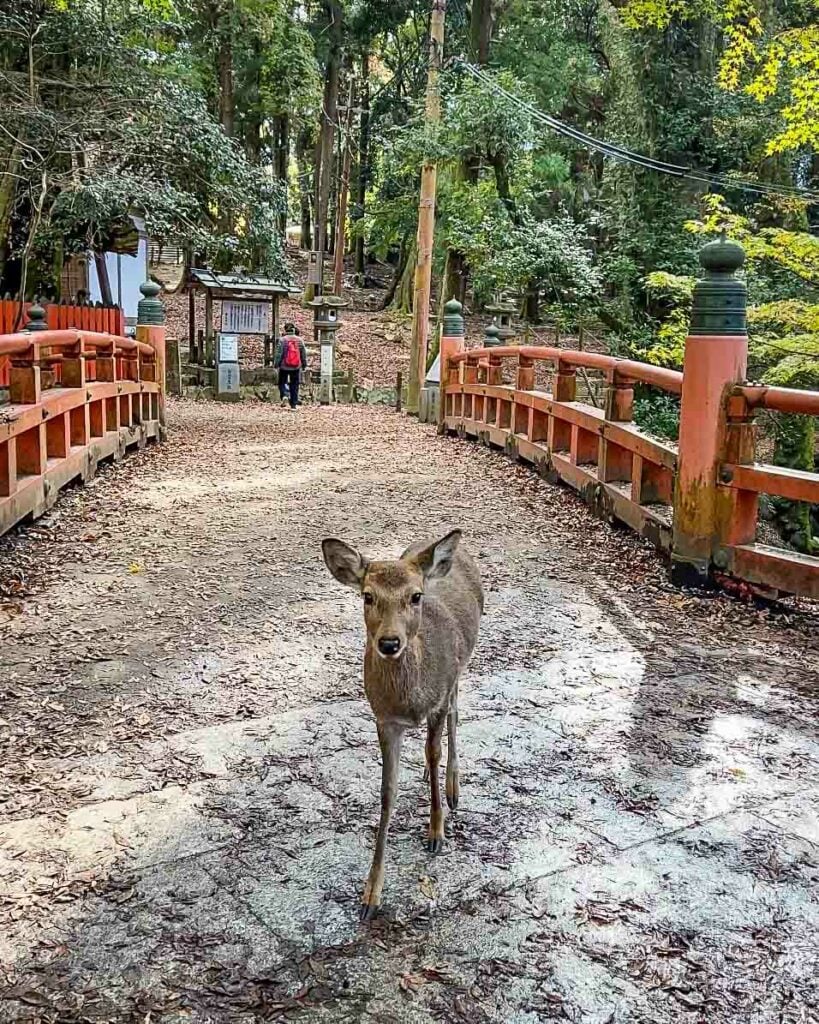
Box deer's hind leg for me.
[446,680,460,811]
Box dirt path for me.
[1,400,818,1023]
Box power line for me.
[454,58,819,204]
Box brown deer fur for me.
[322,529,483,919]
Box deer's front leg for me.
[361,719,403,921]
[426,710,447,854]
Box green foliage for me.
[479,215,601,301]
[621,0,819,153]
[748,299,819,335]
[439,69,535,165]
[644,271,695,304]
[685,194,819,288]
[633,390,681,441]
[1,0,296,291]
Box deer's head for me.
[322,531,461,660]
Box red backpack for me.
[282,336,301,369]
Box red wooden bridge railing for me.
[437,240,818,601]
[0,284,165,539]
[0,299,125,388]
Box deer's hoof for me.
[446,792,459,811]
[426,835,444,854]
[360,902,380,922]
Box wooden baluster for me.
[96,340,116,382]
[715,393,758,556]
[600,369,635,483]
[515,355,534,437]
[516,354,534,392]
[61,336,86,388]
[553,357,576,402]
[487,352,503,387]
[9,342,40,405]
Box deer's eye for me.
[363,592,374,606]
[411,592,423,606]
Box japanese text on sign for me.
[222,301,268,335]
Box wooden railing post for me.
[672,237,749,586]
[9,345,40,405]
[714,393,757,560]
[10,304,48,404]
[95,340,116,382]
[553,358,576,402]
[604,369,634,422]
[137,281,166,426]
[516,354,534,392]
[61,336,86,389]
[599,369,635,483]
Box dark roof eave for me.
[187,268,294,296]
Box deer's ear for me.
[413,529,462,581]
[322,539,367,589]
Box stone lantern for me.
[485,294,517,344]
[309,294,348,404]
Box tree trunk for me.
[490,151,518,223]
[442,0,493,308]
[0,145,20,286]
[441,249,467,308]
[315,0,342,254]
[393,237,417,313]
[333,84,355,295]
[274,114,290,235]
[94,251,113,305]
[524,283,540,324]
[304,0,342,301]
[382,234,413,310]
[217,10,234,137]
[470,0,493,63]
[244,38,262,161]
[297,128,313,249]
[354,52,371,283]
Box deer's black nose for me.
[378,636,402,657]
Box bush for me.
[633,389,680,441]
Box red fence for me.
[0,301,125,387]
[0,324,164,538]
[441,343,819,601]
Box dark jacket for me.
[274,334,308,371]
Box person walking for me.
[274,322,308,410]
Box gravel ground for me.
[1,400,818,1023]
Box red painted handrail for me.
[1,319,164,539]
[738,384,819,417]
[441,340,818,600]
[450,345,684,394]
[0,302,126,387]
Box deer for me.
[322,529,483,920]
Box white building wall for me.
[88,237,148,320]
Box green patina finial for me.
[690,236,746,337]
[443,297,464,337]
[137,280,165,327]
[24,302,47,332]
[484,321,501,347]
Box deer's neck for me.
[364,638,426,722]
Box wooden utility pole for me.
[407,0,446,415]
[333,82,355,296]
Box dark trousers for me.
[279,368,300,408]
